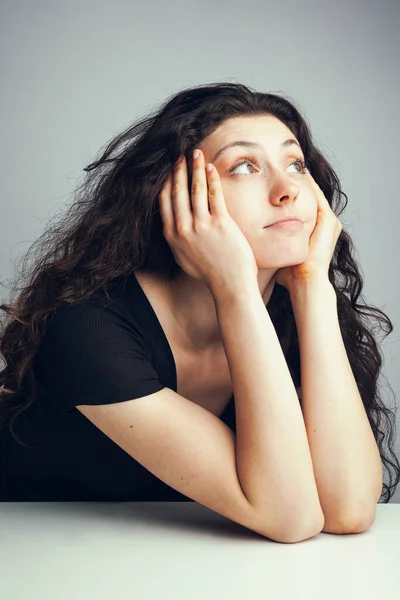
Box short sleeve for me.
[35,304,165,413]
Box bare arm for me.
[76,277,323,542]
[212,280,325,538]
[290,280,382,532]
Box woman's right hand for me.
[158,149,258,294]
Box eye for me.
[229,156,308,176]
[288,158,308,174]
[228,156,260,176]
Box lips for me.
[266,217,302,227]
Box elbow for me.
[274,518,325,544]
[288,511,325,543]
[262,502,377,542]
[322,507,377,535]
[262,510,325,544]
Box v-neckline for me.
[129,271,234,419]
[129,271,178,392]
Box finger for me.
[205,162,228,217]
[172,155,192,232]
[306,172,329,209]
[159,174,174,236]
[191,149,211,220]
[307,172,326,203]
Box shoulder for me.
[42,299,146,358]
[35,290,164,412]
[39,274,155,367]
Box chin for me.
[257,250,310,269]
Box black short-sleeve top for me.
[0,273,237,501]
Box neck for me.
[165,269,276,352]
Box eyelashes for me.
[228,156,308,176]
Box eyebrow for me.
[211,138,302,163]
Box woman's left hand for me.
[274,169,343,291]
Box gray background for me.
[1,0,399,501]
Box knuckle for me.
[173,182,183,195]
[162,226,172,240]
[208,185,218,199]
[192,181,203,195]
[193,219,208,234]
[176,221,191,236]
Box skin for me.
[152,114,318,353]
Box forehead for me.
[201,115,296,152]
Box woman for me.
[0,83,398,542]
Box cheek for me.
[310,211,318,230]
[302,200,318,232]
[222,191,252,224]
[223,187,265,220]
[222,204,259,244]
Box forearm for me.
[290,280,383,528]
[212,281,324,537]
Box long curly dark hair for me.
[1,82,399,502]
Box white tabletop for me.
[1,502,399,599]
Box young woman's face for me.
[199,115,318,271]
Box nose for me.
[268,170,300,206]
